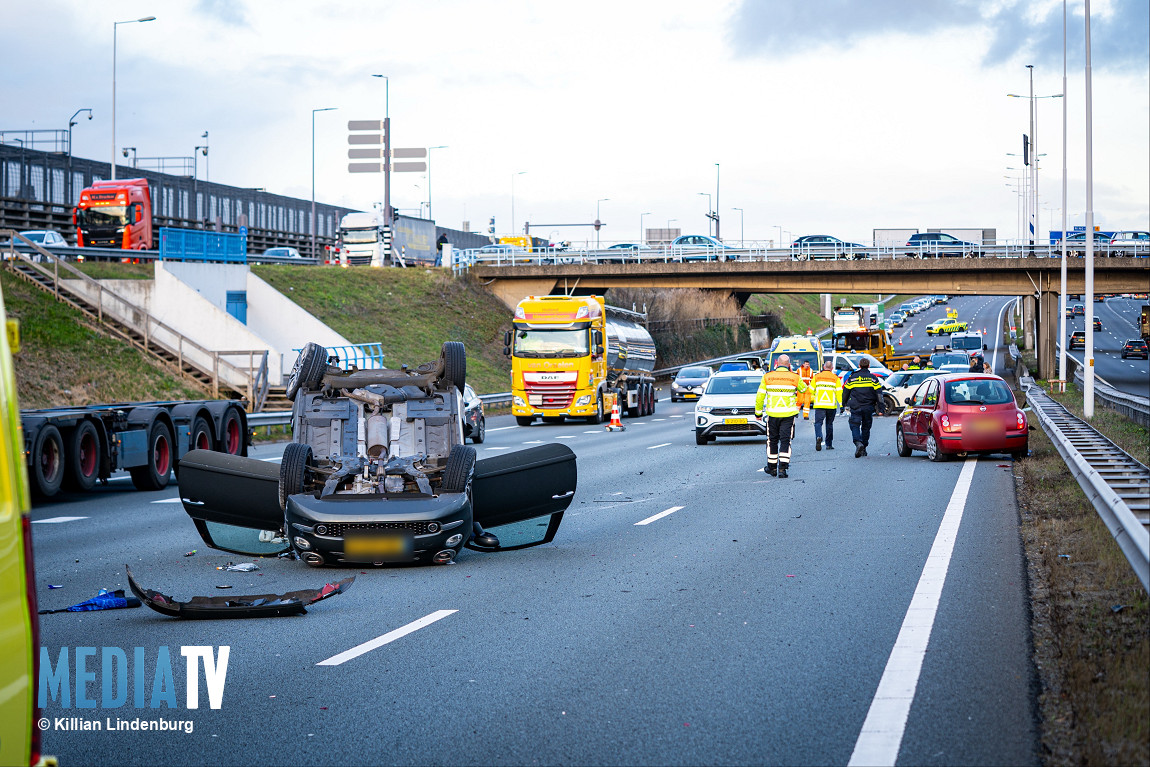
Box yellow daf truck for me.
[0,288,54,767]
[507,295,657,424]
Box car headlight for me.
[575,395,591,406]
[695,405,712,413]
[671,382,683,390]
[513,396,526,406]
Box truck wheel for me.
[130,421,173,491]
[515,416,535,427]
[32,424,65,497]
[896,425,913,457]
[441,341,466,392]
[220,407,245,455]
[286,342,328,401]
[278,443,313,511]
[64,420,101,492]
[190,416,214,452]
[442,444,476,493]
[586,393,604,424]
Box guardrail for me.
[1022,377,1149,592]
[451,242,1150,271]
[4,242,321,266]
[1060,354,1150,428]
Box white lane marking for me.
[150,498,183,504]
[582,430,601,434]
[484,446,511,451]
[555,434,577,439]
[33,516,89,524]
[658,397,670,402]
[317,610,457,666]
[849,458,978,767]
[260,457,283,463]
[487,426,518,432]
[669,415,684,418]
[631,422,647,425]
[523,440,544,444]
[634,506,685,526]
[991,297,1015,373]
[652,418,667,421]
[647,442,672,450]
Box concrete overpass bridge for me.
[472,257,1150,380]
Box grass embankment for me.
[1013,380,1148,765]
[745,293,918,336]
[253,266,513,394]
[2,271,205,408]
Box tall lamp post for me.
[193,143,208,225]
[1083,0,1096,416]
[371,74,391,223]
[1008,73,1063,252]
[1058,0,1069,383]
[596,198,609,248]
[311,107,337,259]
[200,131,209,183]
[427,145,447,220]
[511,171,527,235]
[714,163,720,240]
[67,108,93,205]
[639,212,651,244]
[732,207,743,246]
[111,15,155,180]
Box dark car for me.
[1072,304,1085,316]
[905,232,983,258]
[790,235,867,260]
[716,361,752,372]
[462,383,485,443]
[1120,339,1148,359]
[176,341,577,567]
[1093,318,1102,331]
[670,365,713,402]
[1068,330,1086,349]
[895,374,1028,461]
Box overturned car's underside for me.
[179,341,577,566]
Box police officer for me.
[810,360,842,451]
[843,357,884,457]
[908,355,923,370]
[754,354,808,478]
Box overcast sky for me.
[4,0,1147,246]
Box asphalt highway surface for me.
[33,295,1043,766]
[1059,296,1149,399]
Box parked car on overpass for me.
[1058,230,1114,258]
[790,235,867,260]
[670,235,736,262]
[905,232,983,258]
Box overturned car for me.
[178,341,577,566]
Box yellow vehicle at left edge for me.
[0,286,56,767]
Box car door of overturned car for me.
[177,341,577,566]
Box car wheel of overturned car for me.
[286,342,328,401]
[896,425,913,457]
[441,341,466,393]
[130,421,173,491]
[926,431,947,462]
[278,442,313,511]
[64,419,101,492]
[442,444,477,493]
[32,423,65,497]
[471,415,485,444]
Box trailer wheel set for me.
[22,400,250,498]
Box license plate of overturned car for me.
[176,341,578,570]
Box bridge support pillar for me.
[1022,295,1036,352]
[1036,291,1058,380]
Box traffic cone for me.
[909,330,913,338]
[898,337,903,345]
[606,395,625,432]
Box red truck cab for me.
[73,177,153,250]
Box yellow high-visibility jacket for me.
[755,366,808,418]
[810,370,843,409]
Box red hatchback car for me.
[896,374,1028,461]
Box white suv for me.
[693,370,766,445]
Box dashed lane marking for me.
[150,498,183,504]
[849,458,978,767]
[647,443,672,450]
[634,506,685,526]
[486,426,518,432]
[33,517,89,524]
[484,446,511,450]
[317,610,457,666]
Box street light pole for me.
[312,107,337,259]
[371,75,390,224]
[1058,0,1069,382]
[512,171,527,235]
[732,207,743,246]
[1084,0,1096,417]
[111,16,155,181]
[640,212,651,244]
[201,131,209,184]
[596,198,609,248]
[67,108,92,205]
[427,145,447,220]
[1028,64,1035,250]
[714,163,720,240]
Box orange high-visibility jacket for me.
[797,363,814,407]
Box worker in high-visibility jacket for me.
[754,354,808,478]
[810,360,843,451]
[796,360,815,419]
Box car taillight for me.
[23,514,44,766]
[941,414,958,432]
[1017,411,1026,430]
